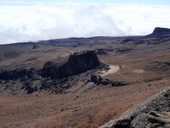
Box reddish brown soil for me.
[0,80,169,128]
[0,35,170,128]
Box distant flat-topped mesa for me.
[41,51,100,79]
[148,27,170,37]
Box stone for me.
[147,27,170,37]
[41,51,100,79]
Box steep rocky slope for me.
[41,51,100,79]
[100,88,170,128]
[0,27,170,128]
[0,51,101,95]
[147,27,170,37]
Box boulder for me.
[90,75,103,85]
[90,74,127,86]
[100,89,170,128]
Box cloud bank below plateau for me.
[0,3,170,44]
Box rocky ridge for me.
[0,51,101,95]
[100,88,170,128]
[41,51,100,79]
[90,74,127,87]
[147,27,170,37]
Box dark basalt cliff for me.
[0,69,27,80]
[0,51,101,94]
[0,51,100,81]
[41,51,100,79]
[148,27,170,37]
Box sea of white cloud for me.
[0,3,170,44]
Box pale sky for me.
[0,0,170,44]
[1,0,170,5]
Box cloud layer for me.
[0,3,170,44]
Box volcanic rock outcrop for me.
[90,75,127,86]
[0,51,101,94]
[148,27,170,37]
[0,68,36,80]
[100,89,170,128]
[41,51,100,79]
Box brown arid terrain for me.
[0,27,170,128]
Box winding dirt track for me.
[101,65,120,77]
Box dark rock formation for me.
[147,27,170,37]
[114,47,133,54]
[152,27,170,36]
[131,111,170,128]
[95,48,113,55]
[0,51,102,95]
[113,118,131,128]
[100,89,170,128]
[90,75,127,86]
[90,75,103,85]
[41,51,100,79]
[121,38,135,43]
[32,44,38,49]
[0,68,36,80]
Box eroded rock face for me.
[148,27,170,37]
[41,51,100,79]
[0,68,35,80]
[90,75,127,86]
[100,89,170,128]
[0,51,101,95]
[153,27,170,36]
[131,112,170,128]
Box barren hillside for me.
[0,27,170,128]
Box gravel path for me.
[101,65,120,77]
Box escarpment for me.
[41,51,100,79]
[147,27,170,37]
[0,51,101,94]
